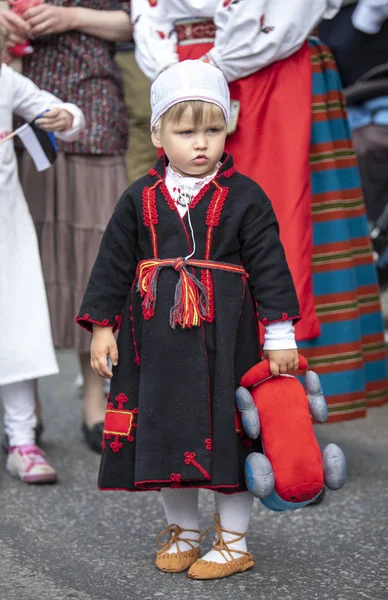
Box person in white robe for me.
[0,25,85,483]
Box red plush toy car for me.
[236,354,347,511]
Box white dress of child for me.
[0,63,85,386]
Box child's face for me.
[152,104,227,178]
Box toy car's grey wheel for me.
[235,386,260,439]
[305,370,328,423]
[322,443,347,490]
[245,453,275,498]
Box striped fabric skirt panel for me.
[298,38,388,422]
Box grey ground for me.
[0,350,387,600]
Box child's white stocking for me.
[202,491,254,564]
[160,488,200,553]
[1,379,36,447]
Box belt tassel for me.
[136,258,246,329]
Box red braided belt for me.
[175,18,216,45]
[136,258,247,329]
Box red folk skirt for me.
[175,18,319,341]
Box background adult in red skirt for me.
[132,0,388,421]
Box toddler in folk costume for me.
[77,60,300,580]
[0,25,85,484]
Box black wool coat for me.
[77,154,300,493]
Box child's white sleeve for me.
[52,102,86,142]
[9,65,85,140]
[263,320,297,351]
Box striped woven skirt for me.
[176,21,388,422]
[297,38,388,421]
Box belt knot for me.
[173,257,186,272]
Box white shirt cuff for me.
[352,3,387,34]
[263,319,297,351]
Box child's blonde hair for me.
[152,100,225,133]
[0,24,8,60]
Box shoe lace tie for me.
[199,512,249,562]
[157,524,200,553]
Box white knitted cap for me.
[150,60,230,129]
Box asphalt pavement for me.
[0,350,387,600]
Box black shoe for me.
[82,421,104,453]
[1,421,45,455]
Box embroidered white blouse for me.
[165,164,297,351]
[132,0,342,82]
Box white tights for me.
[160,488,254,563]
[0,379,36,447]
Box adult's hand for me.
[0,10,30,36]
[24,4,75,37]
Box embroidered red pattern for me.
[160,182,176,211]
[175,20,216,44]
[142,182,160,258]
[189,183,211,210]
[76,313,122,333]
[170,473,182,488]
[221,167,236,179]
[102,392,138,453]
[200,269,215,322]
[205,438,213,451]
[129,282,140,366]
[200,180,230,323]
[184,451,211,480]
[259,14,275,34]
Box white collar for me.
[166,163,221,190]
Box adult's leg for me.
[115,50,156,184]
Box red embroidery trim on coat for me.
[75,314,122,333]
[159,182,177,211]
[189,183,211,210]
[205,438,212,451]
[220,167,236,179]
[129,281,141,366]
[160,180,212,213]
[206,182,229,228]
[103,395,138,453]
[148,167,159,177]
[184,451,211,480]
[170,473,182,488]
[197,180,229,323]
[99,484,242,493]
[200,269,215,323]
[261,314,300,325]
[142,182,160,258]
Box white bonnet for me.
[150,60,230,129]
